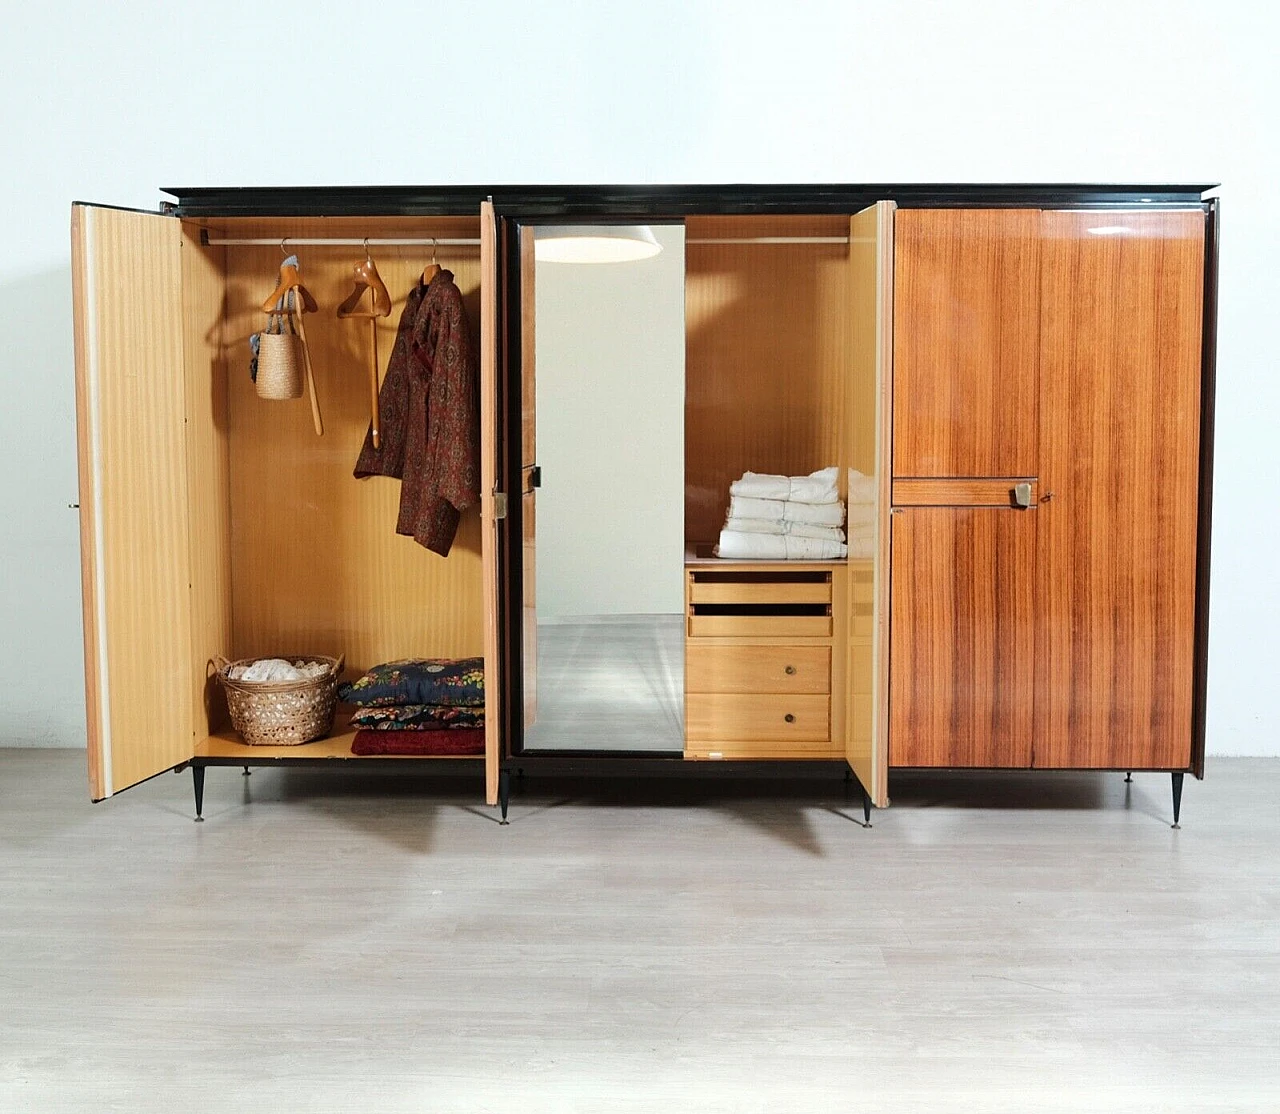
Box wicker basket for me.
[213,654,344,746]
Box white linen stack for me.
[716,466,849,560]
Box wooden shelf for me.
[195,715,483,761]
[684,544,854,572]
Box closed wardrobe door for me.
[1034,211,1205,770]
[893,209,1040,478]
[890,499,1036,768]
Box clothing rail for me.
[199,234,482,247]
[685,237,849,244]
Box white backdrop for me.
[0,0,1274,753]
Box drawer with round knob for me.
[685,644,830,695]
[686,693,831,743]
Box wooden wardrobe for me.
[70,184,1218,826]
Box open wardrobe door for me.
[846,201,895,808]
[71,204,199,800]
[519,226,537,730]
[479,200,504,806]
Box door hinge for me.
[529,465,542,489]
[493,492,508,520]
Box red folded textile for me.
[351,728,484,756]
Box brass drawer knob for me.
[784,713,796,723]
[784,665,796,675]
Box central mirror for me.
[520,224,687,752]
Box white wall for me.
[535,227,686,617]
[0,0,1275,753]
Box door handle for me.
[1012,482,1032,509]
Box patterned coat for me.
[353,271,480,555]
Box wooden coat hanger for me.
[421,237,442,285]
[261,242,318,314]
[337,241,393,448]
[261,244,323,436]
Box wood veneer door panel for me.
[71,204,197,798]
[845,202,894,807]
[480,201,503,805]
[1034,211,1204,770]
[890,508,1035,767]
[893,209,1040,477]
[520,226,537,729]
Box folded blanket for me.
[338,657,484,708]
[730,466,840,504]
[729,496,845,526]
[352,728,484,756]
[350,704,485,731]
[717,531,848,560]
[723,517,846,542]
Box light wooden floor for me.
[2,750,1278,1113]
[523,615,684,751]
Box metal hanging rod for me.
[685,236,849,245]
[199,233,481,247]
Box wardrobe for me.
[70,184,1218,825]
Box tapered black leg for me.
[192,766,206,823]
[862,787,873,828]
[242,766,251,776]
[1124,771,1133,783]
[1171,772,1184,829]
[499,769,510,825]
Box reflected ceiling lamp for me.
[534,225,662,263]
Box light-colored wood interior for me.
[196,714,482,760]
[846,202,893,807]
[72,206,199,797]
[684,215,852,543]
[195,214,486,732]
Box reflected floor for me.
[523,614,684,751]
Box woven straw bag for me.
[256,311,304,400]
[213,654,344,745]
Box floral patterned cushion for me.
[349,704,485,731]
[338,658,484,708]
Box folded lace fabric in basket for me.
[716,531,848,561]
[729,466,840,504]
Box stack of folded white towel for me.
[715,466,877,560]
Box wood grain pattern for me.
[196,715,482,760]
[70,207,105,800]
[179,229,232,737]
[222,217,485,676]
[480,202,502,806]
[71,205,197,797]
[688,579,831,606]
[520,227,537,728]
[683,737,845,760]
[1034,210,1204,770]
[687,614,833,639]
[686,644,831,694]
[893,209,1040,478]
[847,203,894,806]
[893,478,1038,506]
[685,215,850,543]
[687,693,831,742]
[890,508,1036,767]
